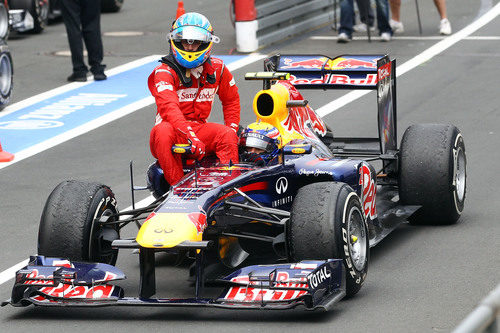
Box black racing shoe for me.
[93,72,107,81]
[67,73,87,82]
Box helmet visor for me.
[170,26,218,43]
[243,133,274,152]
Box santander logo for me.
[178,88,216,102]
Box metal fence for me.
[453,283,500,333]
[234,0,334,52]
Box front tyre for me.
[288,182,369,297]
[38,180,120,265]
[399,124,466,225]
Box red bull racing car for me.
[2,54,466,311]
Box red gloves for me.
[186,127,206,160]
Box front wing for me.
[2,256,345,311]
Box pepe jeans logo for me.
[275,177,288,194]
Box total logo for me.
[0,120,64,130]
[275,177,288,194]
[307,266,331,288]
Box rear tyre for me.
[38,180,120,265]
[101,0,123,13]
[399,124,466,225]
[0,40,13,110]
[288,182,369,297]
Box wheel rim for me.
[454,146,466,203]
[0,53,12,97]
[0,5,8,39]
[347,206,367,271]
[89,208,119,264]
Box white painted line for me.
[226,53,268,71]
[311,35,500,41]
[0,55,162,117]
[0,260,30,285]
[0,53,265,171]
[0,97,154,170]
[317,2,500,117]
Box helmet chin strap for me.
[160,54,193,87]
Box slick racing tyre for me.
[399,124,466,225]
[38,180,120,265]
[288,182,369,297]
[0,40,13,110]
[9,0,49,33]
[101,0,123,13]
[0,2,9,40]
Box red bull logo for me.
[332,57,377,69]
[277,81,327,138]
[281,57,328,69]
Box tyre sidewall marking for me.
[340,191,366,285]
[88,190,117,261]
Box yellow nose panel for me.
[136,213,202,248]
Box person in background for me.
[389,0,452,35]
[338,0,393,43]
[353,0,375,33]
[389,0,404,33]
[60,0,107,82]
[148,12,240,187]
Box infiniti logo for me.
[275,177,288,194]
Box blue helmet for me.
[168,12,220,69]
[240,122,282,165]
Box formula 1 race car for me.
[2,54,466,311]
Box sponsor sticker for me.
[307,266,331,289]
[359,163,377,219]
[275,177,288,194]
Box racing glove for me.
[186,127,206,160]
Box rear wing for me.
[264,54,398,174]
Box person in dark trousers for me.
[353,0,375,32]
[338,0,393,43]
[60,0,107,82]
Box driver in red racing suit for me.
[148,12,240,186]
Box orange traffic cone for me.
[176,1,185,19]
[0,141,14,162]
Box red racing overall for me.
[148,57,240,185]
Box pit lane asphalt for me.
[1,1,499,332]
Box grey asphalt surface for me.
[1,0,499,332]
